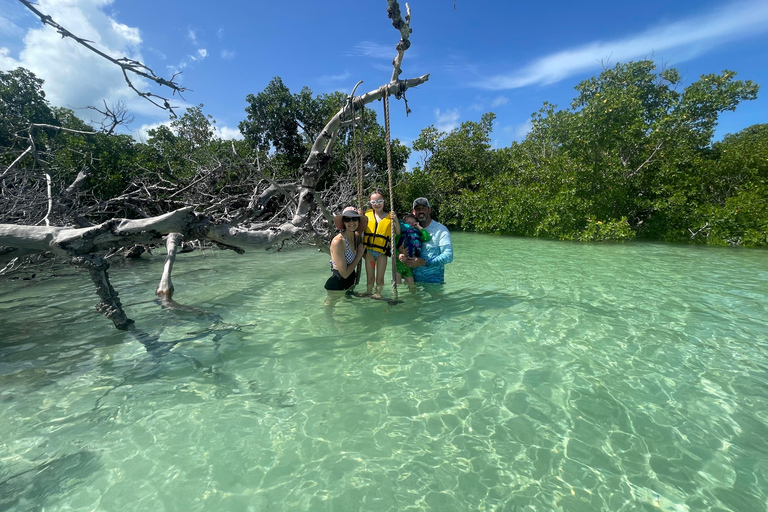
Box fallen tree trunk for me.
[0,207,311,257]
[0,207,310,328]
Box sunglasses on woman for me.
[342,217,357,223]
[370,199,385,205]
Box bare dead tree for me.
[1,123,99,227]
[1,0,429,329]
[86,101,135,135]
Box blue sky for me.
[2,0,767,169]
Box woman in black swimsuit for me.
[325,207,367,299]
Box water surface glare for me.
[1,232,767,511]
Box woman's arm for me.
[331,235,365,279]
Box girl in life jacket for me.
[363,189,400,298]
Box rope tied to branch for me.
[349,84,366,286]
[395,80,412,116]
[382,89,398,302]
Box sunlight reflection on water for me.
[1,233,767,511]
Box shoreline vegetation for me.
[395,61,765,247]
[1,60,765,290]
[3,60,764,262]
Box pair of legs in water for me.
[364,249,389,298]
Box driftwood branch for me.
[1,146,33,179]
[42,173,53,226]
[387,1,413,83]
[18,0,186,114]
[28,123,98,136]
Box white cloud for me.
[110,19,141,46]
[473,0,768,90]
[169,47,207,73]
[168,61,187,74]
[134,119,242,142]
[133,120,172,142]
[221,49,235,60]
[215,125,243,140]
[187,27,197,44]
[491,95,509,108]
[435,108,460,132]
[0,47,21,69]
[514,119,533,140]
[495,120,532,146]
[347,41,393,59]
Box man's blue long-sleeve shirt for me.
[412,220,453,284]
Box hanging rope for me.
[382,88,398,302]
[348,81,365,210]
[349,83,365,287]
[355,107,365,209]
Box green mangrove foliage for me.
[3,63,764,246]
[239,76,409,185]
[398,61,764,246]
[1,68,409,225]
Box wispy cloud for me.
[435,108,460,132]
[468,102,484,112]
[221,49,235,60]
[473,0,768,90]
[147,47,167,60]
[318,71,351,86]
[187,27,197,45]
[491,95,509,108]
[0,12,25,39]
[347,41,393,59]
[514,119,532,140]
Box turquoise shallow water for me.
[1,232,767,511]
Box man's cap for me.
[412,197,431,209]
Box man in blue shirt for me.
[399,197,453,283]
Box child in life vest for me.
[395,213,431,290]
[363,189,400,298]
